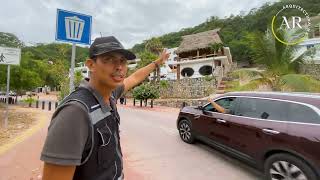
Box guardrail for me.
[24,100,59,111]
[1,96,157,110]
[132,98,154,108]
[0,96,17,104]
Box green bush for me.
[226,74,320,92]
[280,74,320,92]
[203,75,214,81]
[59,71,83,100]
[132,83,160,100]
[22,96,36,104]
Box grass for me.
[225,73,320,92]
[280,74,320,92]
[0,106,37,146]
[225,80,262,92]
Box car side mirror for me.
[197,105,204,111]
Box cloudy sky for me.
[0,0,278,48]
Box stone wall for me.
[159,78,216,99]
[300,64,320,80]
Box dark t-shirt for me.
[40,83,124,165]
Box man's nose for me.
[114,62,124,70]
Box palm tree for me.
[145,37,163,54]
[144,37,164,82]
[137,50,158,83]
[230,29,319,91]
[209,43,224,55]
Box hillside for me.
[131,0,320,63]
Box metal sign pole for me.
[70,43,76,93]
[4,65,10,129]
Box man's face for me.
[87,52,128,89]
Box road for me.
[119,107,263,180]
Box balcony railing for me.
[178,53,224,61]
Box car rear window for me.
[287,103,320,124]
[235,97,287,121]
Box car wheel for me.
[178,119,195,144]
[264,153,317,180]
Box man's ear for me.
[85,59,95,73]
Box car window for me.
[215,98,237,111]
[204,97,237,114]
[204,103,214,112]
[235,97,287,121]
[288,103,320,124]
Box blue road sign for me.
[56,9,92,45]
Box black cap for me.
[89,36,136,60]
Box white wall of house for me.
[177,56,229,79]
[166,47,178,65]
[179,61,215,79]
[149,48,178,80]
[297,38,320,64]
[74,65,90,78]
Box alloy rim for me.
[270,161,307,180]
[179,123,191,141]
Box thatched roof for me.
[176,29,222,54]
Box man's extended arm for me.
[123,50,169,92]
[208,98,227,113]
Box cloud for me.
[0,0,278,48]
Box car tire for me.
[178,119,195,144]
[264,153,317,180]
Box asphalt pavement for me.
[119,106,263,180]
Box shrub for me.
[159,80,169,89]
[132,83,160,100]
[22,96,36,104]
[203,75,214,81]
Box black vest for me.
[55,87,123,180]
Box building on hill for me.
[74,62,90,78]
[174,29,233,82]
[149,47,178,80]
[127,58,141,70]
[298,15,320,64]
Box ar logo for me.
[280,16,303,30]
[272,4,311,45]
[0,53,5,62]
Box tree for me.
[58,71,83,100]
[144,38,163,81]
[229,29,319,91]
[145,37,163,54]
[0,32,24,48]
[132,83,160,106]
[209,43,224,54]
[137,50,158,82]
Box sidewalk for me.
[0,108,50,180]
[118,99,180,113]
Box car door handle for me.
[216,119,227,123]
[194,115,201,119]
[262,129,280,135]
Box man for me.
[40,36,169,180]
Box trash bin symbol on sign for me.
[65,16,85,41]
[56,9,92,45]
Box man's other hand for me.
[155,49,170,65]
